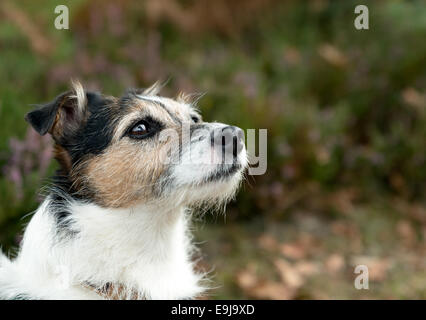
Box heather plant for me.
[3,128,52,201]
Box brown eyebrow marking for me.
[137,96,182,125]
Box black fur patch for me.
[25,92,69,136]
[49,174,80,236]
[46,92,118,234]
[10,293,31,300]
[60,92,116,163]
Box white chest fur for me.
[0,199,204,300]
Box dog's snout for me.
[212,126,245,157]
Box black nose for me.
[212,126,245,158]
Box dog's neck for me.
[68,200,187,263]
[15,197,204,299]
[67,200,204,299]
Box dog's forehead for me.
[135,94,193,115]
[119,94,194,123]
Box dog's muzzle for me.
[211,125,245,160]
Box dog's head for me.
[26,81,247,208]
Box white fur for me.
[0,198,205,300]
[70,80,87,116]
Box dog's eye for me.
[125,117,163,140]
[191,116,200,123]
[132,123,148,134]
[129,121,151,138]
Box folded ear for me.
[25,81,88,138]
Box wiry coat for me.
[0,82,246,299]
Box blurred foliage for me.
[0,0,425,299]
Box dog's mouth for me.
[204,163,242,183]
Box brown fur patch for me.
[53,144,72,173]
[85,282,142,300]
[73,137,170,208]
[64,91,196,208]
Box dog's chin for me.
[182,164,245,207]
[202,163,243,183]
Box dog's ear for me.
[26,81,88,138]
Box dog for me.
[0,81,247,299]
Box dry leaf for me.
[331,221,359,238]
[284,47,301,65]
[402,88,425,112]
[294,261,321,276]
[257,234,278,251]
[396,220,416,247]
[236,267,295,300]
[249,282,294,300]
[328,189,358,214]
[274,259,304,289]
[236,269,259,290]
[279,243,306,260]
[325,254,345,273]
[318,44,348,67]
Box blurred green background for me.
[0,0,425,299]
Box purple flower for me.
[2,128,53,200]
